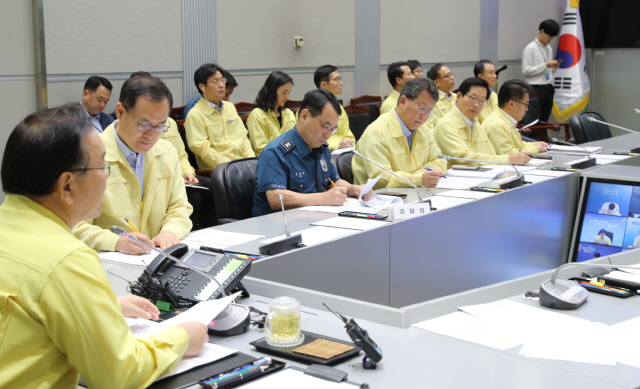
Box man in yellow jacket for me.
[426,63,457,126]
[434,77,533,168]
[185,63,255,169]
[380,61,415,115]
[474,60,499,123]
[353,78,446,189]
[74,76,193,254]
[314,64,356,150]
[484,79,549,155]
[0,103,207,388]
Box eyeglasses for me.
[69,161,111,176]
[513,100,529,108]
[465,95,487,107]
[329,76,342,82]
[209,77,227,85]
[413,69,424,76]
[313,115,339,135]
[409,99,434,117]
[131,116,169,134]
[436,71,454,80]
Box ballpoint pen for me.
[424,167,447,178]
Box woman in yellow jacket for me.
[247,71,296,155]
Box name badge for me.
[227,119,234,123]
[545,71,550,80]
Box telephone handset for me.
[135,243,252,306]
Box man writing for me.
[74,75,193,254]
[0,104,207,388]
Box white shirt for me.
[522,39,555,85]
[455,107,476,134]
[502,109,518,127]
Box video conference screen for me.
[572,179,640,262]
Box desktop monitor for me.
[569,177,640,262]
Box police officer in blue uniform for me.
[252,89,371,217]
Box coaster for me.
[292,338,354,359]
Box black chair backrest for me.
[335,151,355,184]
[210,157,258,222]
[177,120,199,169]
[579,112,612,142]
[519,96,539,126]
[348,113,370,141]
[569,113,586,144]
[605,231,614,241]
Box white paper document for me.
[331,147,354,155]
[428,196,473,210]
[99,251,157,267]
[260,226,356,247]
[297,202,382,214]
[611,317,640,368]
[183,229,264,248]
[435,176,489,190]
[412,311,525,350]
[311,216,388,231]
[158,342,236,380]
[445,168,505,179]
[435,189,497,200]
[526,158,552,167]
[481,165,540,173]
[523,174,553,184]
[356,175,403,209]
[240,368,352,388]
[525,169,573,177]
[546,145,602,155]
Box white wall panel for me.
[0,0,35,76]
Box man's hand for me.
[322,186,348,206]
[152,231,180,250]
[118,295,160,320]
[421,169,443,188]
[184,172,198,184]
[338,138,354,149]
[508,151,533,165]
[546,60,559,68]
[115,232,154,255]
[176,322,209,358]
[347,184,372,201]
[535,141,550,153]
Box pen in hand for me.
[329,178,349,203]
[424,167,447,178]
[519,150,536,159]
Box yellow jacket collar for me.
[103,121,164,163]
[381,111,406,139]
[196,96,221,116]
[5,194,71,233]
[497,108,518,127]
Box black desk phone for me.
[133,243,252,308]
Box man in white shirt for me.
[522,19,560,122]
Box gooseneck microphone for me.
[495,64,508,76]
[110,226,227,297]
[352,150,434,205]
[586,117,640,153]
[540,261,640,310]
[258,194,304,255]
[437,155,526,189]
[550,138,597,169]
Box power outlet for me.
[294,36,304,48]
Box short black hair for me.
[130,71,152,78]
[458,77,490,100]
[407,60,421,73]
[539,19,560,37]
[299,89,341,118]
[387,61,410,88]
[222,70,238,88]
[194,63,225,96]
[399,78,439,103]
[594,253,601,258]
[609,202,616,210]
[254,71,294,112]
[598,229,607,234]
[473,59,493,77]
[119,75,173,112]
[2,103,92,196]
[426,63,446,81]
[498,79,531,107]
[83,75,112,93]
[314,65,339,88]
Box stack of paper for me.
[260,226,356,247]
[183,229,264,249]
[435,176,489,190]
[99,251,157,267]
[546,145,602,156]
[357,175,403,209]
[446,168,505,179]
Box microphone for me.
[550,138,597,169]
[437,155,526,189]
[539,261,640,310]
[258,194,304,255]
[352,150,434,207]
[586,117,640,153]
[495,64,508,77]
[110,226,227,297]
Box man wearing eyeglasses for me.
[352,78,446,190]
[74,75,193,254]
[313,64,356,150]
[426,63,456,126]
[485,79,549,155]
[380,62,415,115]
[474,60,499,123]
[252,89,371,217]
[185,63,255,170]
[434,77,533,168]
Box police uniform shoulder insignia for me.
[320,158,328,172]
[280,139,294,152]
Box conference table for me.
[94,133,640,388]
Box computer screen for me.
[571,178,640,262]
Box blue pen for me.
[425,167,447,178]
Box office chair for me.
[344,105,370,140]
[569,113,586,144]
[210,157,258,224]
[579,112,612,142]
[335,151,355,184]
